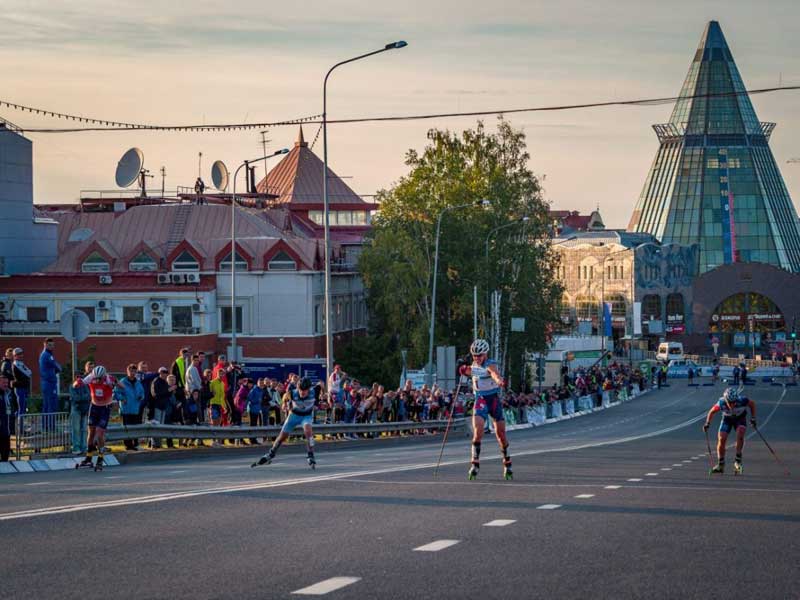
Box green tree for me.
[354,118,562,388]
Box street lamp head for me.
[386,41,408,50]
[275,148,290,155]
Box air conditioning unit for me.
[185,272,200,284]
[157,273,171,285]
[192,302,207,313]
[170,273,187,284]
[150,316,165,328]
[99,275,113,285]
[97,299,113,310]
[149,300,166,313]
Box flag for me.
[603,302,613,337]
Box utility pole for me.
[160,166,166,197]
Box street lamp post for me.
[323,41,408,382]
[229,148,289,362]
[426,199,490,385]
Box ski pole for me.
[704,427,715,474]
[433,378,464,478]
[753,424,791,477]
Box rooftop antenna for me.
[260,130,271,191]
[211,160,229,192]
[160,166,166,197]
[198,152,203,178]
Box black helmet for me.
[299,377,312,391]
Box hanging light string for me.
[3,85,799,133]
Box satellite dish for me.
[116,147,144,188]
[211,160,229,191]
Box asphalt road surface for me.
[2,383,798,600]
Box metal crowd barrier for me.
[14,412,71,460]
[104,418,466,443]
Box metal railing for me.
[104,418,465,443]
[14,412,71,460]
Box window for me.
[172,250,200,272]
[219,251,248,272]
[26,307,47,322]
[81,252,110,273]
[666,293,685,321]
[642,294,661,320]
[606,294,627,318]
[220,306,243,334]
[171,306,193,333]
[576,295,598,320]
[122,306,144,323]
[129,252,158,272]
[308,211,324,225]
[76,306,96,322]
[268,250,297,271]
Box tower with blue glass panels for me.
[627,21,800,274]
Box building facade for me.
[627,21,800,274]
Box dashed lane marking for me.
[24,482,52,486]
[483,519,516,527]
[168,470,188,474]
[414,540,461,552]
[682,460,692,463]
[661,468,672,471]
[672,464,683,467]
[574,494,595,499]
[536,504,562,510]
[627,478,642,482]
[292,577,362,595]
[645,473,659,476]
[604,485,622,490]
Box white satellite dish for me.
[211,160,229,191]
[116,147,144,188]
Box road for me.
[2,383,798,599]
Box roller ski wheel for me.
[468,463,479,480]
[94,458,104,472]
[251,452,274,468]
[734,461,743,476]
[710,463,725,475]
[75,458,94,470]
[308,456,316,470]
[503,467,513,480]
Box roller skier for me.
[703,386,757,475]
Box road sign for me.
[60,309,91,343]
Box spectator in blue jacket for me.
[38,338,62,429]
[114,363,145,450]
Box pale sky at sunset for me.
[3,0,800,227]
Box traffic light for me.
[792,331,797,340]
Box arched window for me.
[219,251,248,272]
[268,250,297,271]
[642,294,661,320]
[576,295,598,320]
[172,250,200,272]
[559,294,572,324]
[666,293,685,319]
[81,252,110,273]
[606,293,627,318]
[129,252,158,272]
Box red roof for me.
[255,126,368,206]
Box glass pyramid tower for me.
[627,21,800,273]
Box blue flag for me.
[603,302,613,337]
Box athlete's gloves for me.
[750,418,757,428]
[702,422,710,432]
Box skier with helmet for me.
[459,338,512,480]
[703,386,757,474]
[76,365,117,471]
[253,376,319,469]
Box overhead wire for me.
[3,85,799,134]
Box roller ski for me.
[734,457,743,476]
[251,449,275,468]
[308,453,316,470]
[503,460,513,481]
[93,455,105,472]
[710,461,725,475]
[468,462,480,480]
[75,456,94,470]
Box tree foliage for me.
[351,118,562,386]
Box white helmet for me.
[470,338,490,356]
[92,365,107,379]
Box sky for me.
[3,0,800,228]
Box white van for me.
[657,342,684,362]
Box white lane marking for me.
[672,464,683,467]
[25,482,52,486]
[627,478,642,482]
[660,468,672,471]
[536,504,562,510]
[483,519,516,527]
[682,460,692,463]
[414,539,461,552]
[104,476,125,480]
[5,390,782,522]
[604,485,622,490]
[574,494,595,499]
[645,473,659,476]
[292,577,361,595]
[168,470,188,474]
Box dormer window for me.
[219,251,248,272]
[268,250,297,271]
[129,252,158,272]
[172,250,200,271]
[81,252,110,273]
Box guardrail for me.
[14,412,71,460]
[103,419,466,443]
